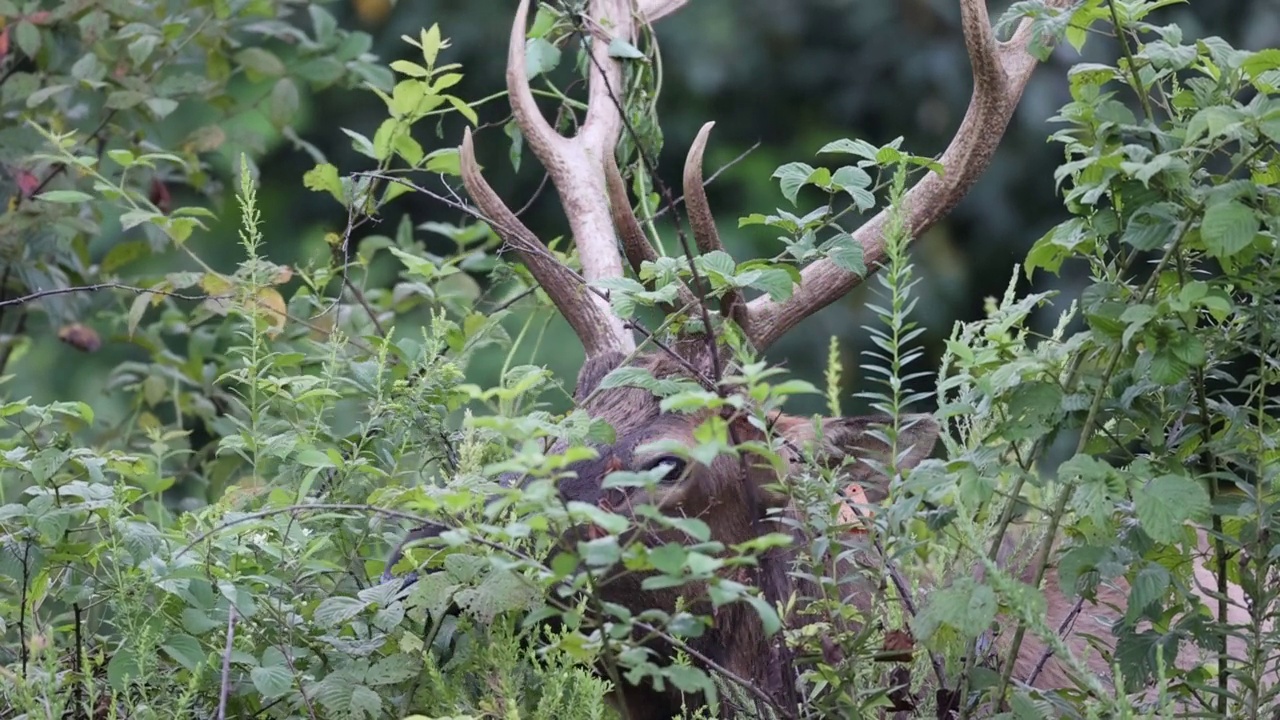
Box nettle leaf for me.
[1201,200,1258,258]
[454,567,539,623]
[1126,563,1171,622]
[829,166,874,209]
[598,365,701,397]
[314,596,369,627]
[1121,203,1180,250]
[1134,474,1210,544]
[745,267,794,301]
[349,685,382,719]
[914,576,997,640]
[821,233,866,276]
[250,663,292,698]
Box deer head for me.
[387,0,1079,716]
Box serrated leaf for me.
[1127,564,1170,621]
[823,233,865,276]
[250,663,292,698]
[1134,474,1210,544]
[303,163,344,204]
[747,268,794,301]
[914,577,997,640]
[772,162,818,205]
[349,685,382,719]
[314,596,368,627]
[454,568,539,623]
[817,137,879,160]
[1201,200,1258,258]
[830,166,874,209]
[1121,204,1179,250]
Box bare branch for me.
[744,0,1074,350]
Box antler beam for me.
[742,0,1075,350]
[459,0,638,358]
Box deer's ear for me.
[775,413,940,499]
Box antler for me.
[459,0,640,358]
[735,0,1075,350]
[462,0,1069,359]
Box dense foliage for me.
[0,0,1277,719]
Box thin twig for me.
[217,606,238,720]
[0,282,219,308]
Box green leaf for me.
[772,162,818,205]
[830,166,874,209]
[823,233,865,276]
[664,665,715,695]
[15,21,40,58]
[313,596,368,627]
[648,543,687,576]
[162,634,207,672]
[525,37,560,79]
[269,78,300,128]
[1127,564,1170,621]
[145,97,179,119]
[309,4,338,41]
[914,576,997,640]
[1201,200,1258,258]
[1134,474,1210,544]
[303,163,344,204]
[349,685,383,718]
[35,190,93,204]
[1121,204,1179,251]
[608,37,645,59]
[816,138,879,161]
[250,663,292,698]
[296,449,333,468]
[107,648,140,691]
[235,47,286,79]
[746,267,794,301]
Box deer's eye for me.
[644,456,688,484]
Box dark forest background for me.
[17,0,1278,417]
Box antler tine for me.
[637,0,687,23]
[683,121,748,331]
[743,0,1074,351]
[604,151,700,314]
[460,129,625,359]
[498,0,634,354]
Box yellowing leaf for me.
[254,288,287,337]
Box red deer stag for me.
[384,0,1268,717]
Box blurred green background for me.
[17,0,1273,421]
